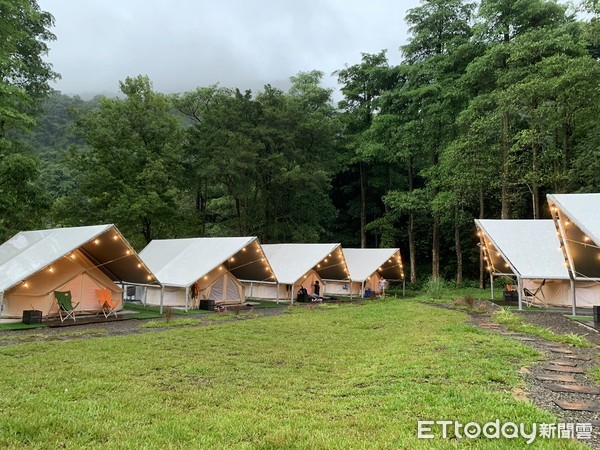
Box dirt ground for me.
[0,305,288,345]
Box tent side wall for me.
[3,269,122,318]
[324,273,383,296]
[146,267,245,307]
[522,279,600,308]
[324,280,360,296]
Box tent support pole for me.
[361,281,365,298]
[517,277,523,311]
[160,285,165,314]
[570,279,577,317]
[276,283,280,305]
[185,285,189,312]
[490,273,494,300]
[143,286,148,306]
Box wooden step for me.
[536,374,577,383]
[545,384,600,395]
[543,365,585,374]
[554,400,600,412]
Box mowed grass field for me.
[0,298,584,449]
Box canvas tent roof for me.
[261,243,348,285]
[140,237,271,288]
[475,219,568,280]
[0,224,155,294]
[342,248,403,282]
[547,193,600,281]
[547,193,600,247]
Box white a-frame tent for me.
[548,193,600,311]
[245,243,349,302]
[324,248,404,297]
[475,219,577,310]
[139,237,274,311]
[0,224,156,319]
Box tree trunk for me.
[560,119,570,193]
[479,185,485,290]
[235,197,242,235]
[360,162,367,248]
[142,218,152,244]
[432,213,440,280]
[409,212,416,284]
[532,135,540,219]
[455,206,462,285]
[407,155,416,284]
[501,111,511,219]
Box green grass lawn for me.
[0,297,584,449]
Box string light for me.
[137,263,142,268]
[242,247,246,252]
[230,257,235,262]
[22,281,29,288]
[125,249,131,255]
[94,239,100,245]
[48,266,54,273]
[113,235,118,240]
[147,275,153,280]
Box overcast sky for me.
[37,0,421,99]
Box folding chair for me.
[522,281,547,307]
[96,289,118,319]
[54,291,79,322]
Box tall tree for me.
[0,0,58,241]
[60,76,186,248]
[336,51,393,248]
[400,0,476,280]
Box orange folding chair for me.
[96,289,118,319]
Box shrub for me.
[425,276,447,299]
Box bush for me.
[425,276,447,299]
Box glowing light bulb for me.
[242,247,246,252]
[113,235,118,240]
[137,263,142,268]
[94,239,100,245]
[230,257,235,262]
[48,266,54,273]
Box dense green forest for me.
[1,0,598,286]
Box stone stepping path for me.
[545,384,600,395]
[536,373,577,383]
[548,360,578,367]
[514,337,537,341]
[543,364,585,374]
[554,399,600,412]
